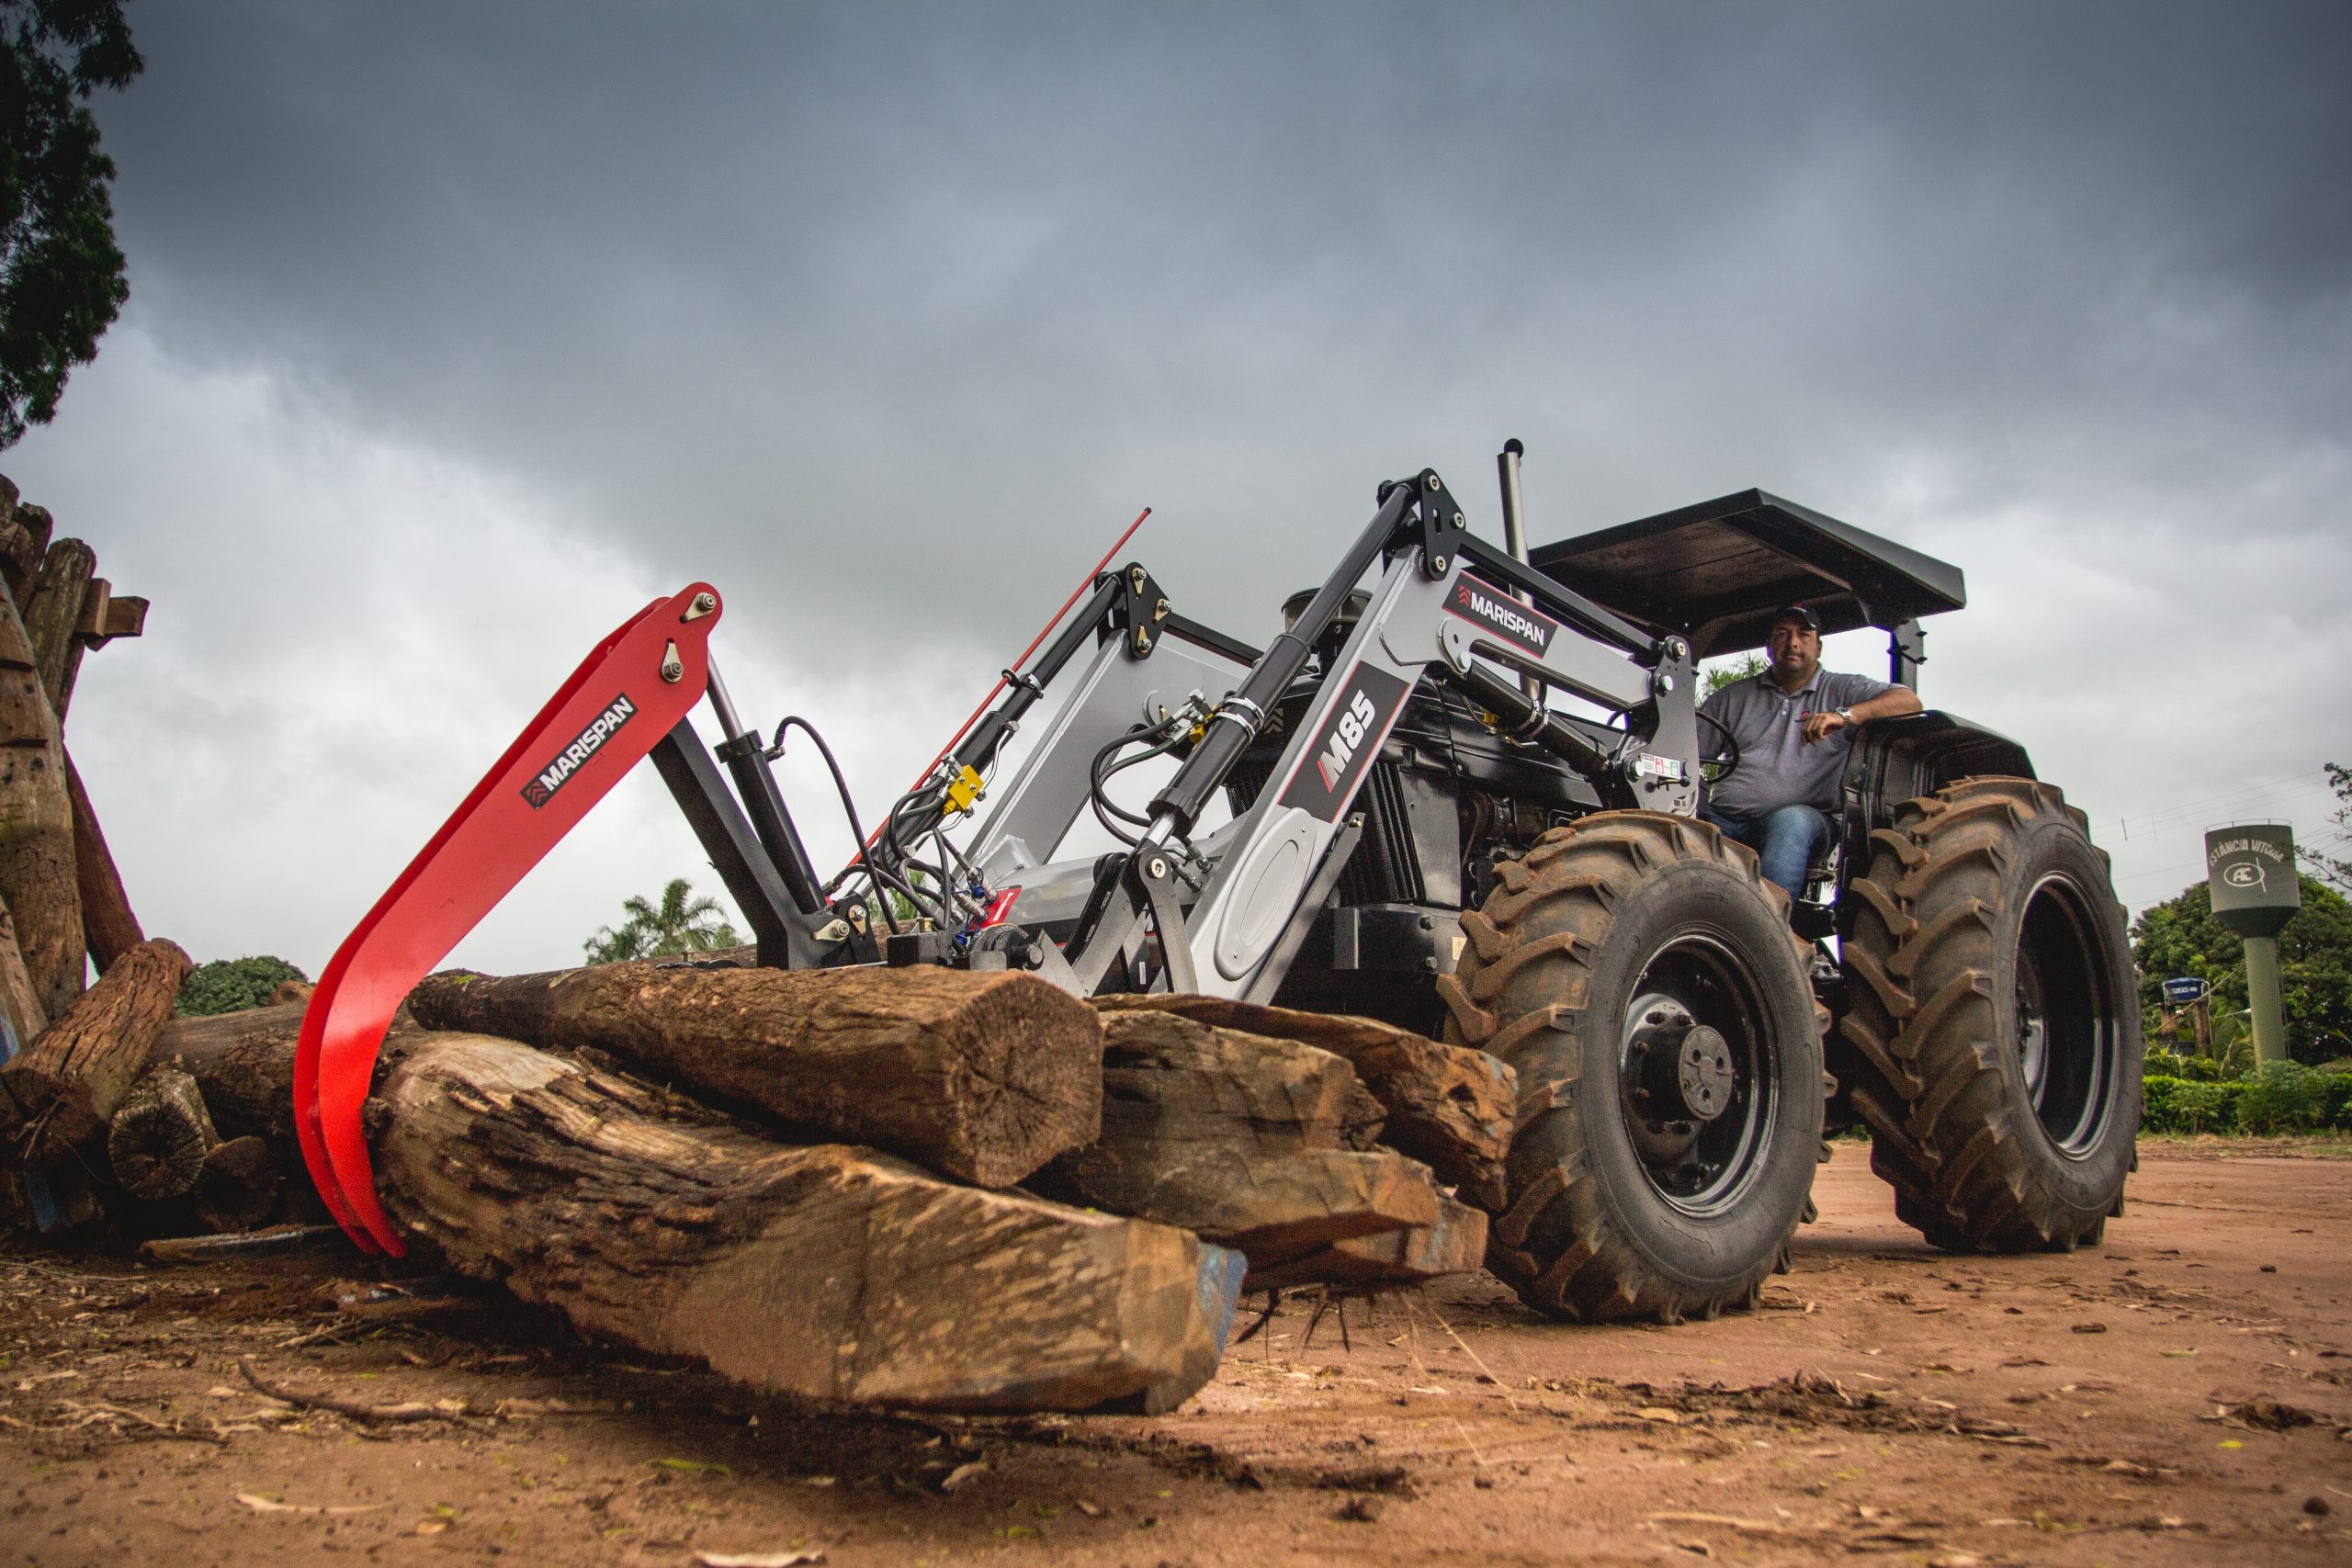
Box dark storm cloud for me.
[6,0,2346,965]
[96,1,2349,651]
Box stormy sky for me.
[8,1,2348,975]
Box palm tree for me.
[584,878,741,964]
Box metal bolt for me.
[660,640,684,682]
[1452,512,1464,530]
[1655,671,1676,694]
[1424,474,1441,491]
[1430,555,1449,574]
[1147,856,1169,880]
[680,591,718,622]
[1133,628,1151,654]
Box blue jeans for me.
[1701,803,1831,900]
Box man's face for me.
[1769,618,1821,682]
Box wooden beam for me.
[1093,995,1516,1210]
[1036,1010,1442,1272]
[22,537,95,720]
[64,750,142,974]
[0,592,83,1018]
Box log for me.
[193,1135,279,1233]
[0,591,83,1019]
[1245,1197,1490,1291]
[22,537,95,720]
[107,1066,218,1199]
[376,1031,1243,1414]
[143,1000,311,1145]
[407,963,1102,1189]
[1096,995,1515,1210]
[1035,1010,1442,1271]
[1077,1008,1384,1155]
[0,894,47,1051]
[0,938,193,1165]
[65,750,142,974]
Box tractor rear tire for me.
[1439,812,1825,1324]
[1840,778,2141,1254]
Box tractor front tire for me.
[1841,778,2141,1253]
[1439,812,1825,1324]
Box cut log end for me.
[107,1066,218,1200]
[194,1135,280,1234]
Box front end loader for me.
[298,446,2140,1325]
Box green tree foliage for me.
[2131,874,2352,1066]
[584,877,741,964]
[1702,651,1768,697]
[0,0,140,448]
[2302,762,2351,895]
[176,954,308,1017]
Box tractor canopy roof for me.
[1529,489,1966,660]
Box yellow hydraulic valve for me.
[944,764,987,815]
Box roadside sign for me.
[2206,824,2299,938]
[2161,976,2208,1005]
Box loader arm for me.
[295,583,779,1255]
[1034,468,1700,1003]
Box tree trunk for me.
[107,1066,218,1199]
[0,894,47,1052]
[194,1135,279,1233]
[1035,1010,1442,1272]
[375,1031,1242,1415]
[0,592,83,1019]
[65,751,142,974]
[1095,995,1515,1210]
[22,538,95,721]
[407,963,1103,1189]
[0,938,192,1165]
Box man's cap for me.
[1770,603,1823,633]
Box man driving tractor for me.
[1699,603,1923,898]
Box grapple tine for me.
[294,583,723,1253]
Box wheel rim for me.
[2016,873,2122,1156]
[1617,933,1778,1217]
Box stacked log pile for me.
[100,962,1512,1414]
[0,478,157,1234]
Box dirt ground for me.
[4,1140,2347,1568]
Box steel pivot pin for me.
[660,640,684,682]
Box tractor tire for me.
[1840,778,2141,1254]
[1438,812,1826,1324]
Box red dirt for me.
[5,1140,2347,1566]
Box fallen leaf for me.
[654,1457,734,1477]
[2071,1323,2108,1335]
[1074,1499,1103,1517]
[939,1461,988,1493]
[1634,1406,1683,1425]
[694,1552,825,1568]
[413,1519,448,1536]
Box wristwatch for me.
[1835,707,1854,726]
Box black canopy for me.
[1529,489,1966,660]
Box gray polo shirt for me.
[1700,667,1894,818]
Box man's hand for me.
[1802,686,1925,745]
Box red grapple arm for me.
[294,583,722,1254]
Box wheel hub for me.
[1629,1009,1734,1124]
